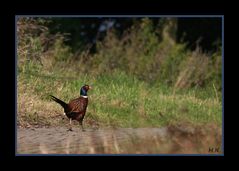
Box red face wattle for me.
[84,85,91,91]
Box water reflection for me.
[17,126,221,154]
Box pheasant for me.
[50,84,91,131]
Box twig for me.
[213,83,219,102]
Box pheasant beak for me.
[89,86,92,90]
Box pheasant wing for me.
[68,97,85,113]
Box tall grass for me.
[86,18,222,91]
[17,17,222,128]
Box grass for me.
[17,17,222,129]
[16,18,223,154]
[17,63,222,128]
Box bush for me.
[88,18,222,92]
[17,17,222,92]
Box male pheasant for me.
[50,84,91,131]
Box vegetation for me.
[17,17,222,129]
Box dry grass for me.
[17,69,222,129]
[16,17,222,129]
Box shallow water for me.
[17,127,167,154]
[17,126,221,154]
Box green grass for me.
[17,65,222,128]
[17,18,222,128]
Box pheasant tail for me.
[50,95,68,110]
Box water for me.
[17,126,221,154]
